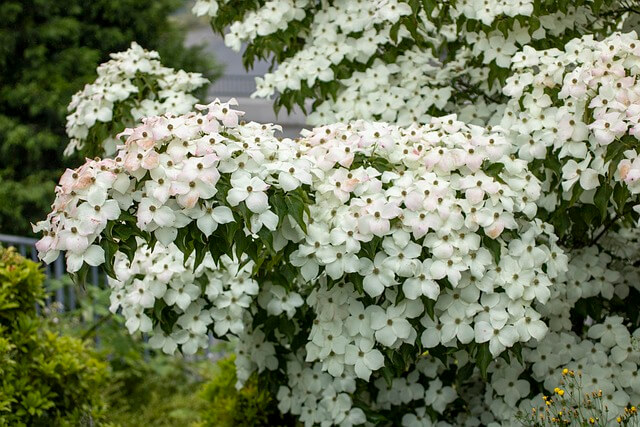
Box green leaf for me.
[69,263,89,289]
[193,240,207,272]
[278,316,295,342]
[593,181,612,220]
[476,343,492,379]
[270,192,289,227]
[235,232,251,260]
[174,227,191,255]
[511,343,523,365]
[114,224,136,242]
[208,236,225,265]
[421,0,437,16]
[604,139,626,163]
[428,346,449,365]
[497,19,510,38]
[224,221,239,249]
[529,17,541,35]
[553,209,570,239]
[613,183,630,214]
[482,233,502,263]
[100,239,119,279]
[568,183,584,207]
[456,362,475,383]
[408,0,420,16]
[258,227,276,256]
[381,366,394,388]
[592,0,603,14]
[104,221,116,241]
[484,162,504,176]
[285,193,307,233]
[422,296,435,320]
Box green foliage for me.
[199,356,296,427]
[47,278,223,427]
[47,277,292,426]
[102,354,212,427]
[0,246,45,320]
[0,0,220,235]
[0,247,108,427]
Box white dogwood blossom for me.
[65,42,207,156]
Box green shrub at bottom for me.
[0,247,109,427]
[198,355,296,427]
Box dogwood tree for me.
[34,3,640,426]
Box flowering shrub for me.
[498,32,640,246]
[33,4,640,426]
[65,42,208,158]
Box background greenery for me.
[0,0,221,236]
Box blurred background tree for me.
[0,0,221,236]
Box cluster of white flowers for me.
[65,42,207,156]
[456,4,594,67]
[437,224,640,425]
[306,48,474,127]
[276,357,367,427]
[36,98,569,425]
[107,241,262,355]
[197,0,616,128]
[524,322,640,416]
[224,0,310,51]
[275,352,458,427]
[501,31,640,213]
[471,320,640,425]
[302,0,601,126]
[452,0,534,24]
[251,0,415,102]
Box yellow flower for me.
[562,368,569,375]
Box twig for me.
[589,206,635,246]
[81,313,114,341]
